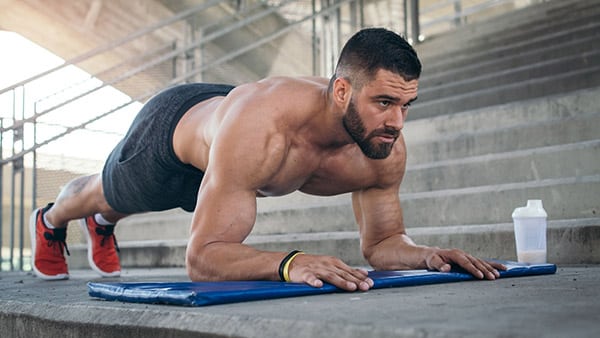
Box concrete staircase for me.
[411,0,600,118]
[67,0,600,270]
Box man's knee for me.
[68,174,110,210]
[92,175,113,211]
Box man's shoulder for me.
[224,76,328,124]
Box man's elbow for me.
[362,243,405,271]
[362,245,385,270]
[365,254,388,271]
[185,245,218,282]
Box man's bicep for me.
[191,144,280,244]
[191,176,258,243]
[190,97,286,243]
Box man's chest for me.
[258,145,380,197]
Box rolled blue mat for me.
[88,261,557,307]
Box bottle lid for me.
[512,199,548,218]
[527,200,544,209]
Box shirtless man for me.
[30,28,505,290]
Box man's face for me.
[342,69,418,159]
[343,98,396,159]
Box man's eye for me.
[379,101,390,107]
[402,102,411,110]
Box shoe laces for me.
[95,225,120,253]
[44,228,70,256]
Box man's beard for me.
[342,99,399,159]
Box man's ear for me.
[332,77,352,108]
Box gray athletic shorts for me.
[102,83,235,214]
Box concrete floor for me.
[1,265,599,337]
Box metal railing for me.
[0,0,544,271]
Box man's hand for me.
[424,247,507,280]
[287,254,374,291]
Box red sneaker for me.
[29,203,70,280]
[80,216,121,277]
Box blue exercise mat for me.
[88,261,556,307]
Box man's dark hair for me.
[329,28,422,90]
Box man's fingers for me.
[481,260,508,279]
[426,253,452,272]
[462,255,505,280]
[430,249,503,280]
[453,253,497,279]
[344,270,373,291]
[291,255,372,291]
[470,257,496,279]
[302,270,361,291]
[481,260,502,279]
[305,275,323,288]
[318,266,372,291]
[338,267,370,284]
[489,260,507,271]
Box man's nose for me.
[386,107,405,131]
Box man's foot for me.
[29,203,70,280]
[80,216,121,277]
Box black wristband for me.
[278,250,302,282]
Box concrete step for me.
[251,218,600,266]
[404,87,600,144]
[409,64,600,118]
[419,49,600,103]
[111,192,352,241]
[416,0,587,55]
[174,173,598,235]
[245,174,600,233]
[417,0,599,60]
[466,2,600,53]
[114,209,192,241]
[417,6,600,103]
[66,217,600,269]
[408,111,600,164]
[411,2,600,118]
[402,174,600,227]
[419,31,600,88]
[403,140,600,193]
[421,12,600,72]
[408,218,600,265]
[110,172,600,244]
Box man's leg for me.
[30,173,128,280]
[46,173,127,227]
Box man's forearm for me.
[363,233,506,280]
[186,240,375,290]
[186,241,285,282]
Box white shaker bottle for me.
[512,200,548,264]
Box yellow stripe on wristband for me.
[282,251,304,282]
